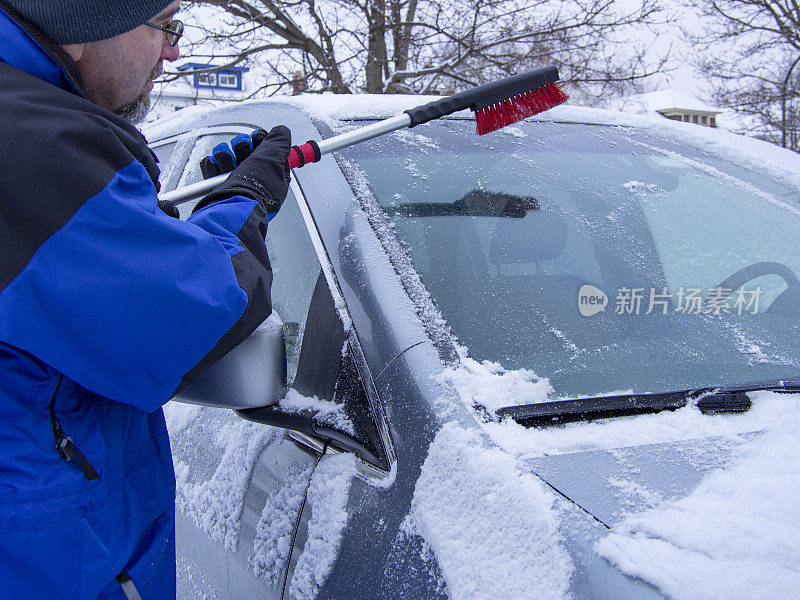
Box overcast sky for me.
[622,0,707,97]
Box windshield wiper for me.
[496,391,690,426]
[496,378,800,427]
[718,378,800,395]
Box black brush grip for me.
[406,95,473,127]
[405,66,559,127]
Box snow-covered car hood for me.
[523,432,757,528]
[404,389,800,600]
[505,391,799,599]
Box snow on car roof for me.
[144,93,800,193]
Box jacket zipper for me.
[48,374,99,481]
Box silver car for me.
[145,97,800,600]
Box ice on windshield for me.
[338,120,800,401]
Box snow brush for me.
[158,65,567,205]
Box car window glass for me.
[633,154,798,304]
[151,140,177,165]
[174,129,266,217]
[266,194,321,383]
[339,120,800,399]
[178,129,255,187]
[148,132,194,192]
[181,131,320,383]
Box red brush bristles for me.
[475,82,569,135]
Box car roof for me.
[144,93,800,194]
[146,93,662,134]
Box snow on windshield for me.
[338,117,800,406]
[436,345,552,416]
[337,155,456,362]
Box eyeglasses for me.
[144,19,183,47]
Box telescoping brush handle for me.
[157,113,414,205]
[157,66,566,205]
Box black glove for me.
[194,126,291,219]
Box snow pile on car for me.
[482,390,800,458]
[163,400,201,435]
[435,346,553,416]
[172,416,283,551]
[250,461,315,587]
[288,453,358,600]
[279,388,355,435]
[597,400,800,600]
[337,156,456,361]
[410,422,573,600]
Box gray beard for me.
[114,92,151,124]
[114,62,162,124]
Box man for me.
[0,1,291,598]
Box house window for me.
[692,115,698,124]
[218,73,239,88]
[197,73,217,87]
[683,115,690,122]
[701,115,707,125]
[710,117,716,127]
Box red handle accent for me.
[287,142,320,170]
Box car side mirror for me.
[173,310,386,469]
[175,314,287,409]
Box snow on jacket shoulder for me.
[0,3,274,598]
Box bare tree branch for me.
[687,0,800,150]
[177,0,669,101]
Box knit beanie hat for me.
[5,0,175,44]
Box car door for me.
[155,124,391,599]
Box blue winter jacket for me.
[0,4,276,599]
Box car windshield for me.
[338,119,800,400]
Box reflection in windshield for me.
[339,121,800,399]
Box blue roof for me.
[177,62,249,73]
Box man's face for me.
[76,1,181,123]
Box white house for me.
[617,89,723,128]
[148,63,250,122]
